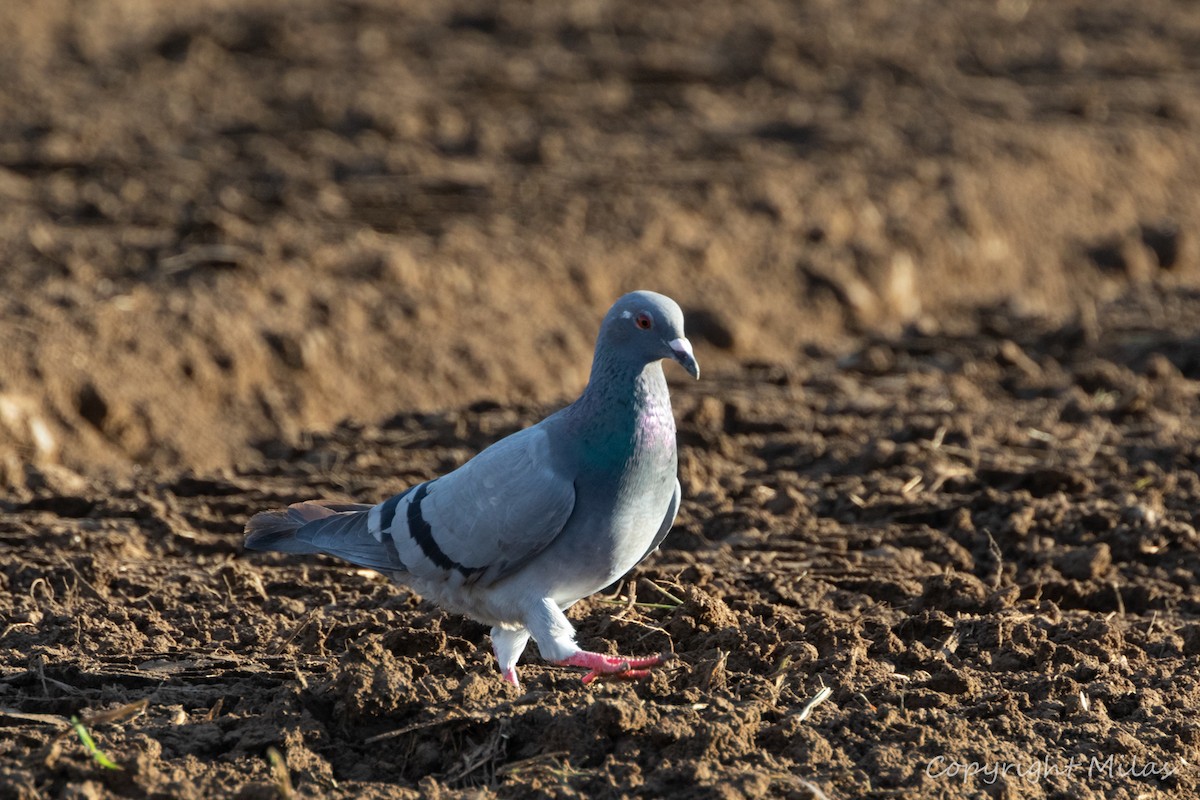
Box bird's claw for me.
[555,650,673,684]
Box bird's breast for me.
[635,398,677,451]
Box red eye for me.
[635,312,653,330]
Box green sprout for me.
[69,715,122,771]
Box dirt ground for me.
[3,0,1200,797]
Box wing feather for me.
[635,478,680,565]
[392,425,577,583]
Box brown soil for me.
[3,1,1200,798]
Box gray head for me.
[595,291,700,379]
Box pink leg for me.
[501,667,521,690]
[553,650,671,685]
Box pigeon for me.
[244,290,699,688]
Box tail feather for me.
[244,506,319,554]
[244,500,405,573]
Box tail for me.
[244,500,406,573]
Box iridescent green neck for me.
[571,359,670,470]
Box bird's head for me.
[599,291,700,379]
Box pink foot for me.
[553,650,671,685]
[502,667,521,690]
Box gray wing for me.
[635,478,681,565]
[246,425,577,583]
[380,424,577,584]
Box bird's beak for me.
[668,338,700,379]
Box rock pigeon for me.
[244,291,699,687]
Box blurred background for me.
[1,0,1198,483]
